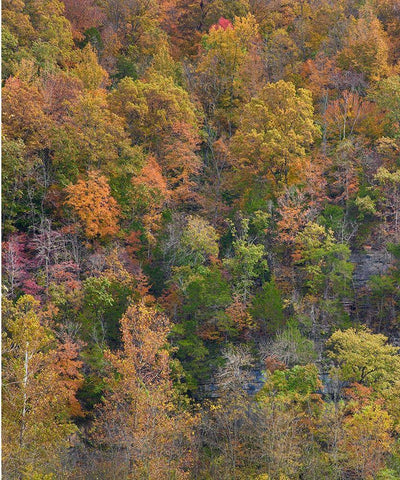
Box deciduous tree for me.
[91,302,196,479]
[109,74,201,202]
[64,171,120,239]
[230,80,320,196]
[327,328,400,393]
[2,295,83,478]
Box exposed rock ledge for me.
[351,249,393,289]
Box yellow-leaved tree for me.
[230,80,320,198]
[327,328,400,392]
[2,295,83,479]
[108,73,201,203]
[195,14,263,130]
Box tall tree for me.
[337,8,390,83]
[327,328,400,393]
[2,295,83,478]
[109,73,201,202]
[91,302,196,479]
[230,80,320,198]
[64,170,121,239]
[194,14,262,132]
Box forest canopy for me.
[2,0,400,478]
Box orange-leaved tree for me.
[91,302,197,479]
[64,170,120,239]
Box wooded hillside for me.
[2,0,400,478]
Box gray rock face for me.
[199,250,397,399]
[349,249,399,341]
[351,250,393,289]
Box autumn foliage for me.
[2,0,400,478]
[64,171,120,239]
